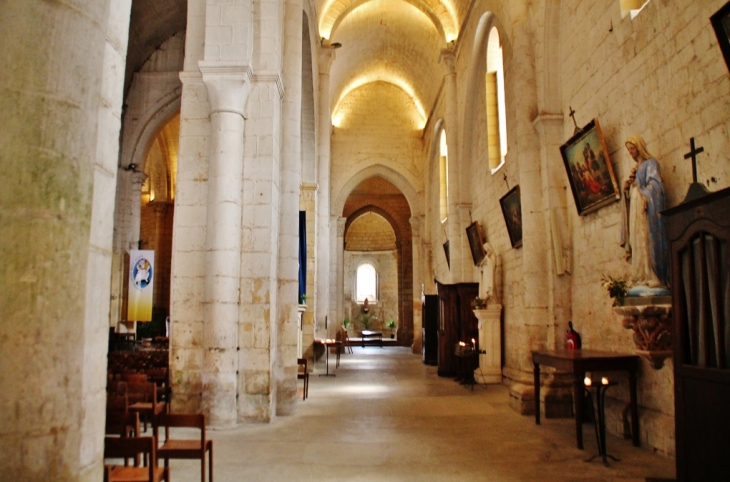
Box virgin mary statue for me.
[621,136,670,295]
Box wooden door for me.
[665,187,730,482]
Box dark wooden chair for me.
[297,358,309,400]
[127,382,167,431]
[154,413,213,482]
[339,326,353,354]
[104,436,169,482]
[106,411,140,438]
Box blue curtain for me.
[299,211,306,304]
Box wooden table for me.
[532,349,640,450]
[315,339,341,377]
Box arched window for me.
[439,129,449,223]
[486,27,507,173]
[356,263,378,303]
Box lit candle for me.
[601,377,609,385]
[471,338,476,347]
[459,341,466,346]
[584,377,592,386]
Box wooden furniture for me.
[106,411,141,438]
[127,382,167,431]
[297,358,309,400]
[360,330,383,347]
[663,186,730,481]
[315,339,341,377]
[339,326,353,354]
[422,294,438,365]
[154,413,214,482]
[531,349,640,450]
[104,436,169,482]
[436,281,478,377]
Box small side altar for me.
[473,304,503,383]
[614,296,672,369]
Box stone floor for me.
[149,347,676,481]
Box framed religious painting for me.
[466,221,486,265]
[499,186,523,249]
[559,119,620,216]
[711,1,730,72]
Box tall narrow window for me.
[356,263,378,302]
[439,129,449,223]
[486,27,507,173]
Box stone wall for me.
[417,0,730,456]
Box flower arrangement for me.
[601,274,630,306]
[471,296,487,310]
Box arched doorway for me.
[341,177,414,346]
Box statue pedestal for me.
[473,305,503,384]
[614,298,672,369]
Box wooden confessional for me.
[435,281,478,377]
[664,186,730,481]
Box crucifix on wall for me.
[681,137,711,203]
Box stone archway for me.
[340,178,415,346]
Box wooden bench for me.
[361,330,383,348]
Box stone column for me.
[317,47,336,333]
[533,114,572,348]
[129,171,148,250]
[334,216,347,338]
[473,306,503,384]
[200,65,249,428]
[0,1,130,479]
[439,49,465,281]
[151,201,170,309]
[410,216,423,354]
[276,0,304,416]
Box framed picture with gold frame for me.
[499,186,523,249]
[465,221,486,265]
[559,119,620,216]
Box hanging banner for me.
[127,250,154,322]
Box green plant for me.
[386,319,396,330]
[602,274,630,306]
[360,312,376,330]
[471,296,487,310]
[300,293,307,304]
[343,316,351,330]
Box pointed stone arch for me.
[332,163,422,218]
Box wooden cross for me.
[683,137,704,184]
[568,106,579,134]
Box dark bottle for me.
[566,321,582,350]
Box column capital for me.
[336,216,347,237]
[129,170,147,188]
[532,113,564,138]
[199,61,252,117]
[318,47,337,75]
[438,49,456,76]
